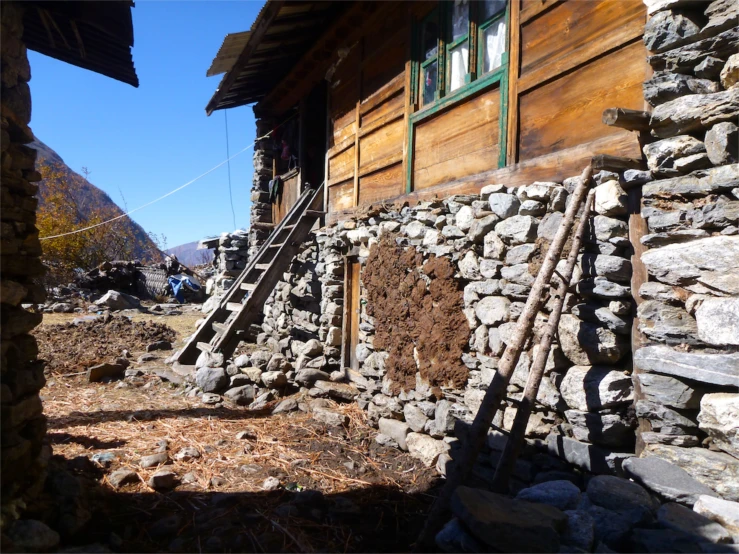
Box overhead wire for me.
[39,113,296,241]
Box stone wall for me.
[0,2,49,522]
[631,0,739,496]
[248,118,276,260]
[247,170,641,484]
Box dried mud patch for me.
[33,314,176,375]
[363,235,469,392]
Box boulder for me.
[594,181,628,216]
[406,432,450,467]
[468,214,499,244]
[634,345,739,387]
[87,361,127,382]
[634,372,706,410]
[261,371,287,389]
[488,193,520,219]
[109,468,139,488]
[313,407,348,426]
[694,495,739,543]
[515,480,581,511]
[435,517,485,553]
[696,298,739,346]
[295,368,330,387]
[148,470,179,490]
[721,52,739,89]
[249,350,272,369]
[592,215,628,243]
[566,409,636,448]
[623,456,718,506]
[580,254,632,282]
[311,380,359,401]
[586,475,658,522]
[300,339,324,357]
[494,215,538,245]
[195,366,229,393]
[637,300,699,344]
[378,418,410,451]
[698,393,739,458]
[546,435,632,475]
[483,231,506,259]
[223,385,254,406]
[94,290,140,310]
[475,296,510,326]
[451,486,567,553]
[643,135,707,176]
[649,88,739,139]
[403,403,429,433]
[455,205,475,231]
[643,9,701,53]
[657,502,732,544]
[7,520,60,553]
[705,122,739,165]
[644,443,739,501]
[561,510,595,551]
[558,314,628,365]
[560,365,634,412]
[635,399,698,434]
[642,165,739,199]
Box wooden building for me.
[206,0,647,223]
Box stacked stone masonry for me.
[0,3,49,521]
[632,0,739,501]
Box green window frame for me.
[407,0,510,193]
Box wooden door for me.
[343,261,362,370]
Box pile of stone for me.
[200,229,250,300]
[628,0,739,498]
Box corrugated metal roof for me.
[205,0,346,115]
[207,31,251,77]
[23,1,138,87]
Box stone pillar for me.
[247,117,276,259]
[1,2,48,524]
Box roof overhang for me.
[205,0,346,115]
[23,1,138,87]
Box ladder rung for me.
[282,225,296,231]
[255,264,269,271]
[269,242,285,249]
[226,302,243,312]
[305,210,325,217]
[212,322,228,334]
[196,342,213,353]
[240,283,256,291]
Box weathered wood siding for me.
[326,4,407,214]
[316,0,648,217]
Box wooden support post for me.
[415,165,594,550]
[490,189,596,493]
[602,107,652,133]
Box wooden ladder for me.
[174,183,325,365]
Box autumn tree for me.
[36,160,157,286]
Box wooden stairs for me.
[174,183,325,365]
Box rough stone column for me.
[1,1,48,524]
[247,117,276,259]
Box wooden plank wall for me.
[272,170,299,225]
[326,4,407,214]
[511,0,647,166]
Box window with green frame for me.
[416,0,508,107]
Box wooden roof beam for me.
[205,0,285,115]
[256,2,379,116]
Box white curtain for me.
[484,19,506,73]
[450,42,469,92]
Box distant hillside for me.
[167,240,214,267]
[30,138,162,262]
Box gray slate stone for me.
[706,122,739,165]
[195,366,229,393]
[644,9,701,53]
[515,480,582,511]
[494,215,538,245]
[572,304,630,334]
[696,298,739,346]
[637,300,700,344]
[586,475,658,522]
[634,345,739,387]
[8,520,60,553]
[566,409,636,448]
[644,444,739,502]
[698,393,739,459]
[694,495,739,543]
[635,372,706,409]
[488,193,520,219]
[561,510,595,552]
[644,71,720,107]
[636,399,698,435]
[452,486,567,553]
[650,88,739,139]
[580,254,632,282]
[657,502,732,543]
[560,365,634,412]
[623,456,717,506]
[546,435,633,475]
[558,314,628,365]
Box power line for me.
[225,110,236,229]
[39,114,295,241]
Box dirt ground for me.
[34,309,440,553]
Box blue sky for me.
[29,1,264,249]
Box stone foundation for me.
[0,2,48,524]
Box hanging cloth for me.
[268,176,283,203]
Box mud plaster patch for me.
[363,235,469,393]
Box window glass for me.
[423,61,438,105]
[481,0,506,21]
[450,0,469,41]
[482,18,506,73]
[449,41,469,92]
[422,19,439,60]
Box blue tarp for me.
[168,274,201,303]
